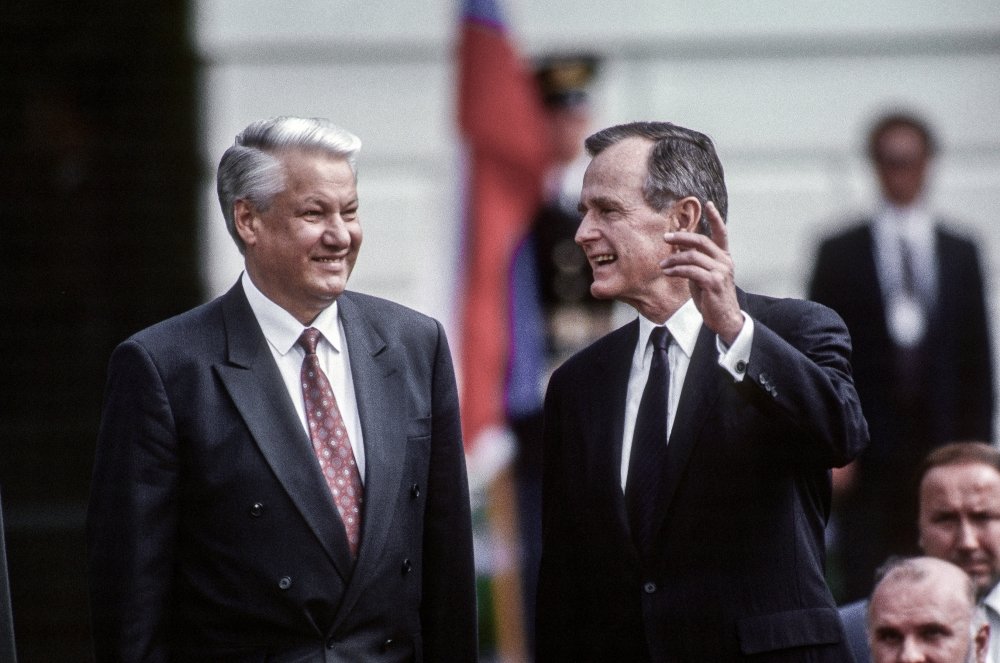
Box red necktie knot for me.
[298,327,322,355]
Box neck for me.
[629,286,690,325]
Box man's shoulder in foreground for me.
[838,598,871,663]
[340,290,437,324]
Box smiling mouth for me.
[593,253,617,266]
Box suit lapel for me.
[214,284,354,580]
[332,293,408,620]
[593,322,640,553]
[648,317,726,543]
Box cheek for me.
[983,531,1000,556]
[918,527,954,556]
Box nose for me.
[956,518,980,551]
[575,211,598,246]
[897,636,926,663]
[322,215,351,246]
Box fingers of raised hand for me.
[705,201,728,250]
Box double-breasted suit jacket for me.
[87,283,477,662]
[536,290,868,662]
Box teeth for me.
[594,254,616,264]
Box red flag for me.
[457,0,549,456]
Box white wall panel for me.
[193,0,1000,398]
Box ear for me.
[975,623,989,663]
[233,199,259,248]
[672,196,702,233]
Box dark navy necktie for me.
[626,326,671,557]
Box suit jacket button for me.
[381,638,394,652]
[278,576,292,590]
[402,558,413,574]
[735,360,747,373]
[410,483,420,499]
[326,637,337,650]
[249,502,264,518]
[643,581,657,594]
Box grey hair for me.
[584,121,728,236]
[868,556,978,623]
[216,116,362,253]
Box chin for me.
[589,282,618,301]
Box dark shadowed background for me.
[1,1,199,658]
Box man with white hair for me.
[87,117,478,662]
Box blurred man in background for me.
[505,53,614,651]
[809,111,994,602]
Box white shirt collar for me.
[874,197,935,246]
[636,298,701,367]
[983,581,1000,613]
[241,271,342,356]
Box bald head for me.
[868,557,987,663]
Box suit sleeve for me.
[956,242,995,441]
[87,340,178,663]
[419,320,479,662]
[534,366,585,662]
[743,298,869,467]
[806,241,835,307]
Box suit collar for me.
[330,293,410,622]
[589,322,641,553]
[634,299,701,371]
[241,271,343,354]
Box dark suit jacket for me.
[809,221,993,467]
[87,283,477,663]
[809,221,994,600]
[536,290,867,662]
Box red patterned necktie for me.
[298,327,363,557]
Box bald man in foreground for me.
[868,557,988,663]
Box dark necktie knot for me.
[650,326,670,352]
[298,328,322,356]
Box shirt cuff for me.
[716,312,753,382]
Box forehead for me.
[871,576,970,630]
[876,125,927,156]
[276,149,355,189]
[921,463,1000,508]
[583,137,653,194]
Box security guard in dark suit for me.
[505,54,614,651]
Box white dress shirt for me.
[241,272,366,482]
[983,582,1000,663]
[871,199,938,347]
[619,298,754,489]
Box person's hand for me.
[660,201,744,345]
